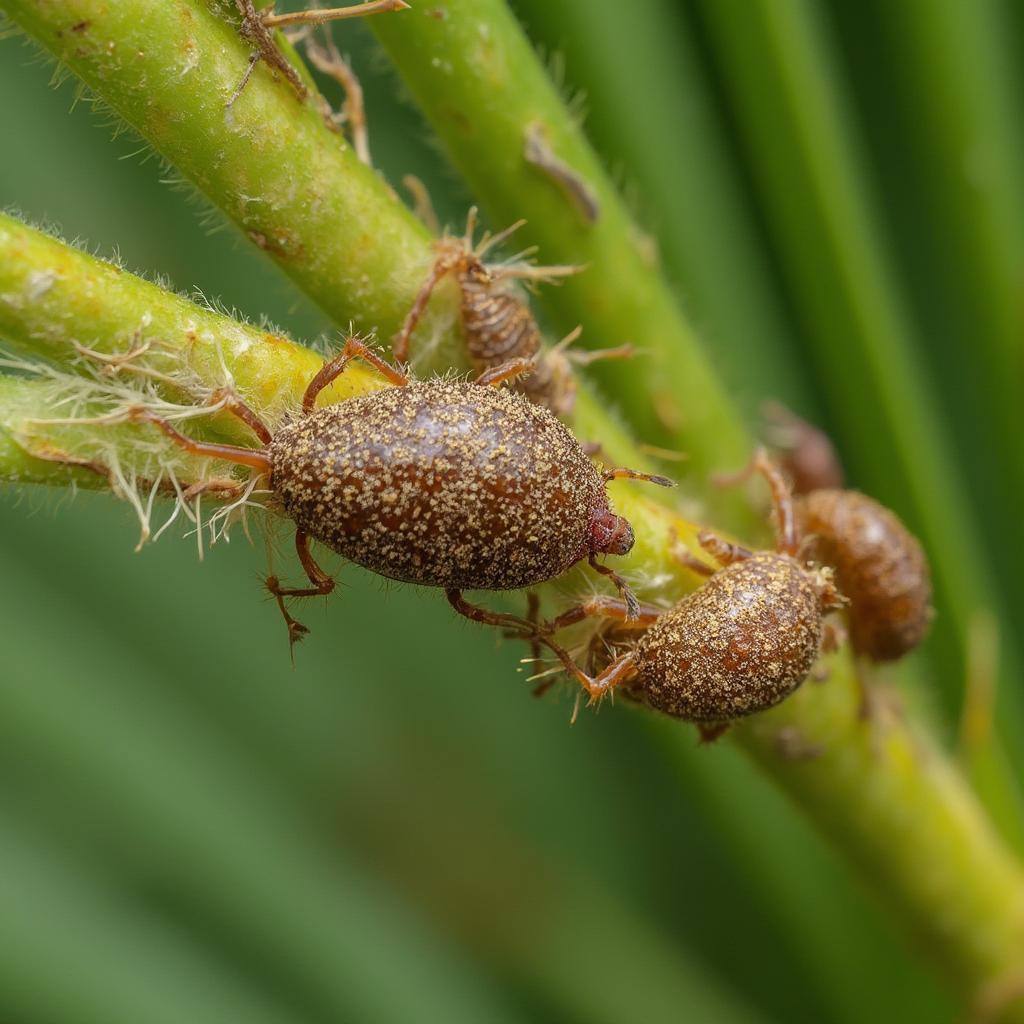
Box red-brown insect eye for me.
[590,510,635,557]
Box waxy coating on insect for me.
[392,209,631,417]
[126,336,672,646]
[535,455,843,737]
[796,489,932,662]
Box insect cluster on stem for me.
[122,336,671,646]
[393,209,631,417]
[534,453,845,739]
[763,406,933,664]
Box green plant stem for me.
[692,0,1024,851]
[880,0,1024,368]
[510,0,815,418]
[2,220,1024,1018]
[2,0,461,359]
[0,212,386,434]
[369,0,753,513]
[865,0,1024,785]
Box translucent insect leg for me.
[716,447,797,555]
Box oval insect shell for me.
[268,380,606,591]
[458,268,574,414]
[459,269,541,366]
[797,490,932,661]
[632,552,826,721]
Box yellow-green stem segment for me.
[2,0,460,361]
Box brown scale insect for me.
[797,489,932,662]
[763,402,845,495]
[393,209,631,417]
[731,447,933,664]
[535,458,844,739]
[123,337,671,646]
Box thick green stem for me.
[510,0,815,417]
[2,0,460,359]
[370,0,753,517]
[692,0,1024,854]
[738,669,1024,1014]
[2,219,1024,1018]
[0,212,386,435]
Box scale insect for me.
[796,488,932,663]
[535,454,844,739]
[763,402,845,495]
[120,337,672,647]
[393,209,632,417]
[735,441,933,665]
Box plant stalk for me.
[1,217,1023,1017]
[369,0,753,512]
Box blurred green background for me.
[2,1,1022,1021]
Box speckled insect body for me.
[454,261,576,415]
[129,336,669,647]
[730,439,932,666]
[537,455,843,737]
[797,489,932,662]
[271,379,612,591]
[631,551,829,722]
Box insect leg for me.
[536,635,640,707]
[302,336,408,413]
[207,388,273,445]
[445,589,538,636]
[392,251,459,364]
[232,0,308,103]
[602,466,675,488]
[545,595,661,633]
[475,357,535,388]
[261,1,410,30]
[587,554,644,621]
[532,598,658,704]
[698,723,731,744]
[716,447,797,555]
[670,543,717,579]
[695,528,752,567]
[265,530,336,651]
[304,33,372,166]
[129,408,273,475]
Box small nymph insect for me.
[124,337,671,644]
[535,456,844,739]
[393,209,631,417]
